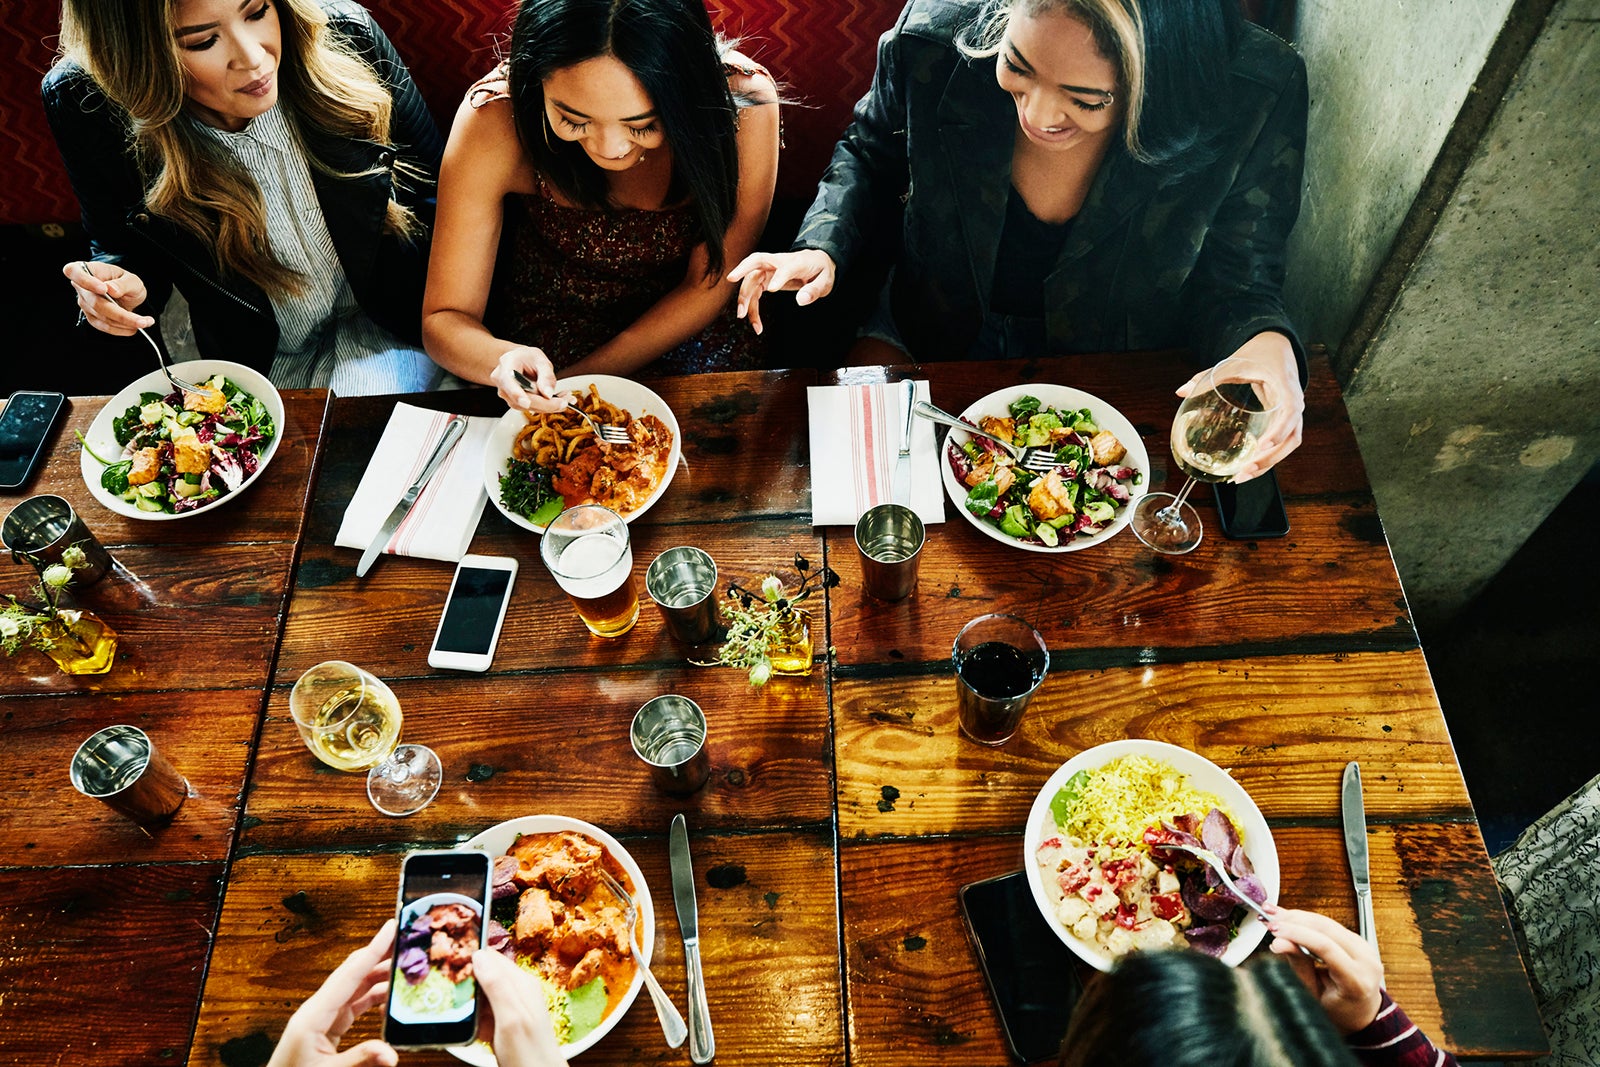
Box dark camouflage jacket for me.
[794,0,1308,369]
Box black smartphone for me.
[960,870,1084,1064]
[1213,469,1290,539]
[427,554,518,672]
[0,391,67,490]
[384,849,493,1049]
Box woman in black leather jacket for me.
[42,0,443,394]
[730,0,1308,479]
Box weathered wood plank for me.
[242,666,832,850]
[196,830,843,1066]
[0,863,222,1063]
[839,824,1543,1065]
[834,650,1471,837]
[0,687,255,865]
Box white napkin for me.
[807,380,945,527]
[335,403,499,563]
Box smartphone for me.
[960,871,1084,1063]
[1213,469,1290,539]
[384,848,493,1049]
[0,391,67,490]
[427,554,518,671]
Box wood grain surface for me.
[195,830,843,1067]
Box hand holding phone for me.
[429,554,518,671]
[384,849,494,1049]
[0,391,67,490]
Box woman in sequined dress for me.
[421,0,779,410]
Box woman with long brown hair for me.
[43,0,443,394]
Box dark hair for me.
[1059,952,1361,1066]
[507,0,740,278]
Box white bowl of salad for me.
[937,384,1148,553]
[1023,739,1279,972]
[78,359,283,520]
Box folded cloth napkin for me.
[808,380,945,527]
[335,403,498,563]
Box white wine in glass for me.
[290,661,442,816]
[1132,365,1277,554]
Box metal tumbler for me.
[2,494,113,584]
[645,547,724,645]
[69,725,189,823]
[855,503,925,601]
[631,695,711,796]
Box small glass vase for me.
[766,608,813,676]
[40,610,119,675]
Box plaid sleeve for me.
[1345,993,1460,1067]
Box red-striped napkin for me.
[335,403,498,563]
[807,380,944,527]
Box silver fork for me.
[511,370,631,444]
[80,262,201,394]
[598,867,688,1049]
[1162,842,1320,962]
[912,400,1061,473]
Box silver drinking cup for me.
[2,494,113,584]
[645,547,724,645]
[69,725,189,823]
[855,503,925,601]
[630,695,711,796]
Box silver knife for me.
[1342,761,1379,955]
[670,813,714,1064]
[356,415,467,578]
[891,379,915,505]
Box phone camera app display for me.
[391,890,484,1025]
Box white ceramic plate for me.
[1022,739,1279,972]
[482,374,682,534]
[78,359,285,520]
[389,891,486,1025]
[449,815,653,1063]
[937,384,1149,553]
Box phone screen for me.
[960,871,1085,1063]
[0,392,66,488]
[1213,470,1290,539]
[385,849,492,1048]
[434,565,515,655]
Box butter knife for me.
[670,813,714,1064]
[356,415,466,578]
[1342,761,1379,955]
[891,379,915,506]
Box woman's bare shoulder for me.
[722,49,779,105]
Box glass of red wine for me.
[953,614,1049,746]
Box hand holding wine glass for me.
[1132,363,1279,554]
[289,661,442,816]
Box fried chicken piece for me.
[1088,430,1127,467]
[183,384,228,414]
[552,448,602,503]
[128,446,162,486]
[514,887,558,953]
[1027,469,1076,521]
[173,432,210,475]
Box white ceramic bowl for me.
[937,383,1149,553]
[482,374,682,535]
[78,359,285,520]
[389,892,486,1025]
[449,815,653,1062]
[1022,739,1279,972]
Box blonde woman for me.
[43,0,443,395]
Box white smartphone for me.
[427,554,517,671]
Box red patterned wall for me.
[0,4,80,226]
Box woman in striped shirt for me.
[44,0,443,396]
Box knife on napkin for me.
[356,415,466,578]
[1342,761,1379,955]
[670,813,714,1064]
[892,379,914,505]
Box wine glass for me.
[1132,364,1279,554]
[289,660,442,816]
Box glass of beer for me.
[289,660,441,815]
[540,504,639,637]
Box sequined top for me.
[472,61,765,375]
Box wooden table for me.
[0,354,1547,1064]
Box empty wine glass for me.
[1132,364,1279,554]
[289,660,442,816]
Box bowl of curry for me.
[450,814,653,1062]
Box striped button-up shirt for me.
[196,106,439,395]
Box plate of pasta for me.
[482,374,681,534]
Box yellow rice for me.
[1061,754,1235,847]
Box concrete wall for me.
[1287,0,1600,623]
